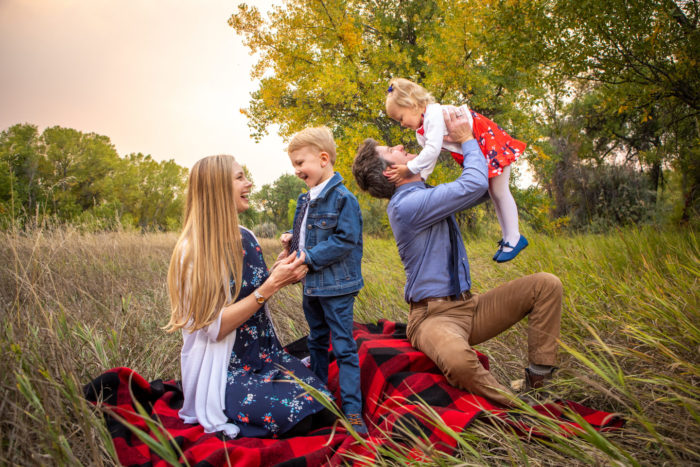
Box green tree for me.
[41,126,85,219]
[40,126,123,220]
[557,0,698,219]
[107,154,188,230]
[0,123,189,230]
[0,158,18,223]
[252,173,306,230]
[0,124,45,217]
[229,0,544,231]
[512,0,700,220]
[231,0,698,228]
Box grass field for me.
[0,225,698,465]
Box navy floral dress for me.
[223,229,330,438]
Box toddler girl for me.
[385,77,528,262]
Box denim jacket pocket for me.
[309,214,338,243]
[313,214,338,230]
[301,173,363,297]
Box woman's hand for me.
[384,164,412,183]
[266,251,308,291]
[272,233,296,271]
[217,252,308,340]
[273,248,289,268]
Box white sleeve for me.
[176,238,240,437]
[407,104,445,177]
[179,312,239,438]
[202,309,223,342]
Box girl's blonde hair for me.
[386,78,435,110]
[165,155,243,333]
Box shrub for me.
[253,222,278,238]
[513,185,568,233]
[566,164,656,231]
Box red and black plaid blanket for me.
[84,320,624,466]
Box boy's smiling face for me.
[288,146,333,189]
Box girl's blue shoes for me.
[492,239,504,261]
[495,235,528,263]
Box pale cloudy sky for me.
[0,0,291,188]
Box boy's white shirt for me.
[177,227,277,439]
[407,103,473,180]
[298,175,332,251]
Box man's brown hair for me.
[352,139,396,200]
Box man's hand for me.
[384,164,412,184]
[443,105,474,144]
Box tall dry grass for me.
[0,225,698,465]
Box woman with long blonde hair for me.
[167,155,334,438]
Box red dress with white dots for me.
[418,110,526,178]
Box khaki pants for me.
[406,272,562,407]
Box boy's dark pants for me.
[302,293,362,416]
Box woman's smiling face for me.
[232,161,253,213]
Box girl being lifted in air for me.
[384,78,528,262]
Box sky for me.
[0,0,291,188]
[0,0,535,189]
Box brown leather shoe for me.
[524,367,556,390]
[347,413,368,435]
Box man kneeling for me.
[352,107,562,406]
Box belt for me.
[409,290,472,311]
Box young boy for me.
[281,126,367,434]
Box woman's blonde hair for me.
[386,78,435,110]
[165,155,244,333]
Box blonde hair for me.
[287,126,337,164]
[386,78,435,110]
[165,155,244,333]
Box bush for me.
[358,196,391,237]
[566,164,656,231]
[513,185,568,233]
[253,222,278,239]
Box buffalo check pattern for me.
[84,320,624,466]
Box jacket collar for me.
[308,172,343,202]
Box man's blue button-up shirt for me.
[386,139,489,303]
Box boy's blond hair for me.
[386,78,435,110]
[287,126,337,164]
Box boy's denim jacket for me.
[293,172,364,297]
